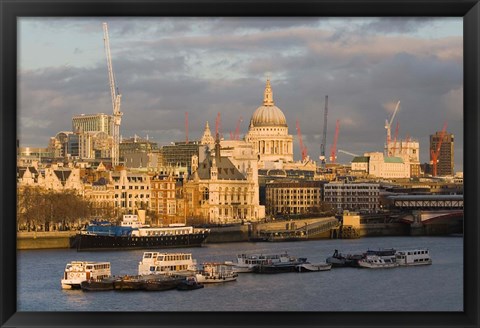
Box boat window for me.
[158,256,164,261]
[144,253,152,258]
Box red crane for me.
[430,122,448,176]
[230,116,243,140]
[296,119,308,161]
[330,120,340,163]
[185,112,189,144]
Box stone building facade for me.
[184,137,265,224]
[265,180,325,216]
[323,182,380,213]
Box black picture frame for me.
[1,1,478,327]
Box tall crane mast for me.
[319,95,328,168]
[385,100,400,154]
[296,119,308,162]
[430,122,448,176]
[230,116,243,140]
[234,116,243,140]
[103,22,122,167]
[330,119,340,163]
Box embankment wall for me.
[17,231,77,250]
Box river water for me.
[17,236,463,312]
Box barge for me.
[73,215,210,251]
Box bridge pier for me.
[410,211,425,236]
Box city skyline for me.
[18,17,463,171]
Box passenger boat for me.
[296,262,332,272]
[61,261,111,289]
[225,252,291,273]
[138,251,197,276]
[326,249,363,267]
[74,215,210,251]
[253,256,308,274]
[176,276,204,291]
[366,248,396,257]
[395,249,432,266]
[195,263,238,283]
[357,255,399,269]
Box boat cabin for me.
[138,252,197,275]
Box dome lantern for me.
[249,79,287,127]
[263,79,274,106]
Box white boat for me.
[395,249,432,266]
[225,252,291,273]
[195,263,238,283]
[357,255,399,269]
[296,262,332,272]
[138,252,197,276]
[61,261,111,289]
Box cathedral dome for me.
[251,105,287,127]
[250,80,287,127]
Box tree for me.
[17,186,95,231]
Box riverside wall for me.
[16,218,454,250]
[17,231,77,250]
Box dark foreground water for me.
[17,236,463,311]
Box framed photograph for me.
[2,0,478,327]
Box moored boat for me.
[61,261,111,289]
[357,255,398,269]
[195,263,238,283]
[176,276,204,291]
[296,262,332,272]
[366,248,396,257]
[142,275,185,291]
[113,275,145,290]
[225,252,291,273]
[395,249,432,266]
[138,251,197,276]
[80,277,115,291]
[74,215,210,251]
[326,250,363,267]
[253,256,308,274]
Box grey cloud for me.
[18,18,463,171]
[360,18,439,34]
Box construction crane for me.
[296,119,308,161]
[185,112,189,143]
[103,22,122,167]
[430,122,448,176]
[338,149,359,157]
[329,119,340,163]
[319,95,328,168]
[230,116,243,140]
[385,100,400,154]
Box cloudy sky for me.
[18,17,463,171]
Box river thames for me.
[17,236,463,312]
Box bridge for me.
[388,194,463,210]
[395,209,463,236]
